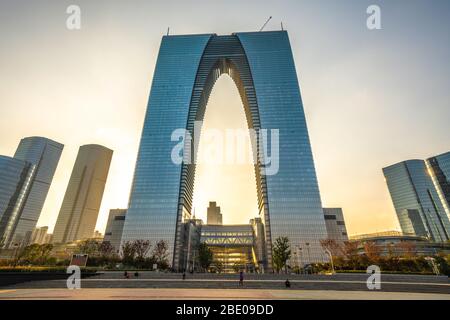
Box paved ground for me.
[1,272,449,299]
[0,288,449,300]
[2,272,449,294]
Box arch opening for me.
[192,73,259,225]
[174,39,272,271]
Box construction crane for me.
[259,16,272,32]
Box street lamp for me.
[305,242,310,264]
[297,246,303,273]
[324,248,335,274]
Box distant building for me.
[349,230,450,257]
[104,209,127,253]
[426,151,450,219]
[0,155,35,248]
[30,226,52,244]
[207,202,222,225]
[0,137,63,248]
[92,230,103,240]
[383,160,450,242]
[200,224,256,273]
[323,208,349,243]
[52,144,113,244]
[179,215,266,273]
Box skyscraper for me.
[121,31,328,271]
[30,226,52,244]
[5,137,63,247]
[323,208,349,243]
[426,151,450,219]
[383,160,450,242]
[104,209,127,253]
[0,156,35,247]
[52,144,113,244]
[207,202,222,225]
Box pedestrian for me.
[239,271,244,286]
[285,279,291,288]
[134,271,139,278]
[182,272,186,280]
[124,271,129,279]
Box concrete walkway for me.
[0,288,449,300]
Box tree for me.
[341,241,360,268]
[320,239,342,257]
[272,236,291,273]
[213,259,224,273]
[99,241,115,258]
[197,243,213,272]
[363,241,382,262]
[134,240,151,260]
[38,244,53,265]
[152,240,169,269]
[76,239,100,256]
[0,236,5,249]
[14,243,54,265]
[395,241,417,258]
[121,241,137,266]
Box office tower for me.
[1,137,63,247]
[323,208,349,243]
[122,31,328,271]
[92,230,103,239]
[30,226,52,244]
[52,144,113,244]
[399,209,427,237]
[207,202,222,225]
[0,156,35,247]
[426,151,450,219]
[383,160,450,242]
[104,209,126,253]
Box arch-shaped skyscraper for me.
[121,31,328,271]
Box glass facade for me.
[323,208,349,243]
[426,152,450,219]
[0,156,35,247]
[3,137,63,247]
[122,31,328,270]
[104,209,127,253]
[383,160,450,242]
[52,144,113,243]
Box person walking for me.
[239,271,244,286]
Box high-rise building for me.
[104,209,127,253]
[52,144,113,244]
[426,151,450,219]
[92,230,103,240]
[207,202,222,225]
[30,226,52,244]
[0,156,35,247]
[121,31,328,271]
[398,208,428,237]
[323,208,349,243]
[383,160,450,242]
[0,137,63,247]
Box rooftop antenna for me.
[167,27,170,36]
[259,16,272,32]
[281,21,284,31]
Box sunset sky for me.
[0,0,449,236]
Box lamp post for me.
[297,246,303,273]
[324,248,335,274]
[305,242,311,264]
